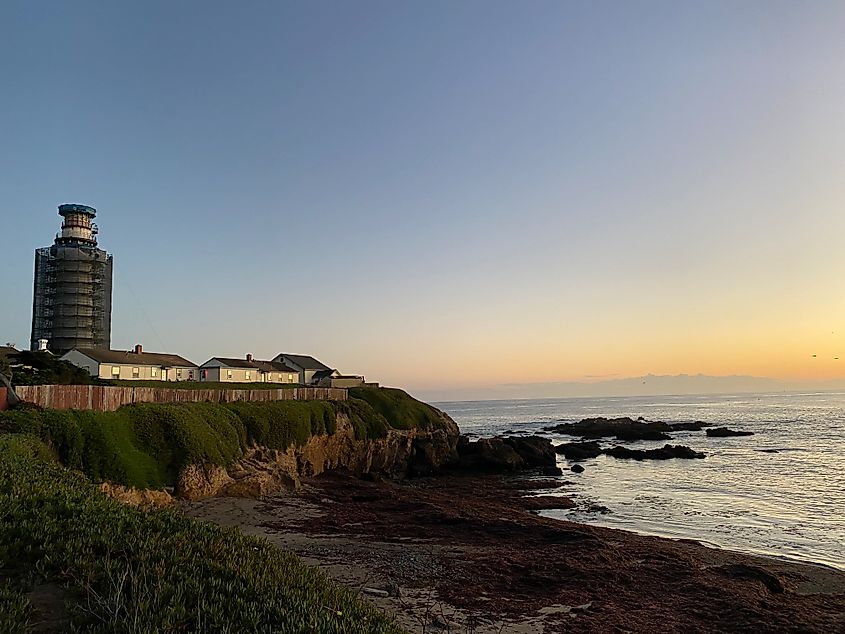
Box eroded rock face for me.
[175,410,461,501]
[502,436,556,468]
[99,483,174,508]
[456,437,525,472]
[409,428,461,477]
[455,435,559,473]
[177,464,233,501]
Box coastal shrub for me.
[0,434,403,633]
[0,404,244,489]
[349,387,445,431]
[4,350,99,386]
[339,397,390,440]
[0,582,32,633]
[224,401,337,449]
[128,403,244,483]
[73,410,151,486]
[0,407,164,488]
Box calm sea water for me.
[436,392,845,570]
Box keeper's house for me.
[198,354,299,384]
[62,345,198,381]
[271,353,337,385]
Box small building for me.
[330,375,367,388]
[199,356,261,383]
[252,359,300,384]
[198,355,300,384]
[271,353,335,385]
[62,345,198,381]
[313,371,365,389]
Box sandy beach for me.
[181,471,845,633]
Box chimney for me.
[134,344,143,354]
[37,339,49,352]
[246,353,253,362]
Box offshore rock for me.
[544,417,673,441]
[602,444,705,461]
[455,435,559,473]
[456,437,525,472]
[669,421,712,431]
[555,441,602,460]
[706,427,754,437]
[502,435,557,468]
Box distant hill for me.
[420,373,845,403]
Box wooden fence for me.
[13,385,347,412]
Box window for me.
[176,369,182,379]
[132,367,139,378]
[151,368,158,378]
[245,371,251,381]
[227,370,233,379]
[289,374,295,383]
[111,366,120,377]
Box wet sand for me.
[181,472,845,633]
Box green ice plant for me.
[0,434,404,633]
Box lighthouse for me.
[30,204,114,353]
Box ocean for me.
[436,392,845,570]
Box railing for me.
[14,385,347,412]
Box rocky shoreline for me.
[115,410,843,631]
[182,469,845,633]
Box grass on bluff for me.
[225,400,338,449]
[0,401,340,489]
[350,387,447,432]
[0,434,403,633]
[0,388,442,489]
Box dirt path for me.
[181,472,845,633]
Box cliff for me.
[0,387,460,501]
[178,411,459,500]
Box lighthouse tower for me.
[30,204,114,353]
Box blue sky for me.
[3,2,845,399]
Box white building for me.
[271,353,336,385]
[62,345,198,381]
[252,359,300,384]
[199,355,299,384]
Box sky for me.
[2,1,845,401]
